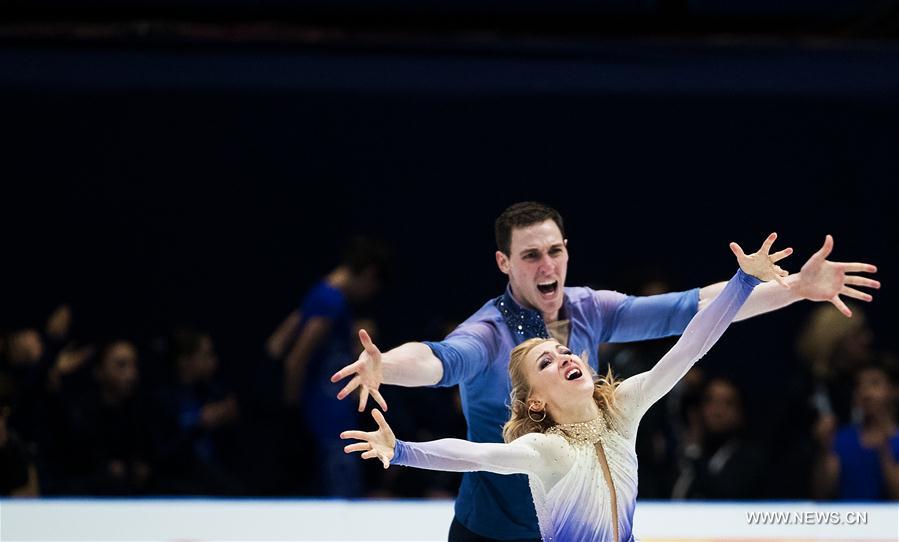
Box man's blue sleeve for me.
[423,321,500,387]
[595,288,700,343]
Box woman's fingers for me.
[769,247,793,263]
[730,242,747,259]
[359,329,381,358]
[371,408,390,431]
[760,232,778,255]
[331,359,361,384]
[841,286,873,302]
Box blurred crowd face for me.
[97,341,139,401]
[6,329,43,366]
[855,367,896,416]
[701,379,744,435]
[497,220,569,321]
[348,267,382,302]
[190,335,218,382]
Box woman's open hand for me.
[341,409,396,469]
[730,232,793,287]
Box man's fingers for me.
[844,276,881,289]
[729,242,746,259]
[812,234,834,261]
[339,430,369,441]
[358,387,370,413]
[830,295,852,317]
[331,360,360,383]
[371,389,389,412]
[344,442,371,453]
[337,375,361,400]
[770,247,793,263]
[360,450,378,460]
[838,262,878,274]
[841,286,873,302]
[760,232,778,255]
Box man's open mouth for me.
[537,281,558,295]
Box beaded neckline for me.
[545,413,609,445]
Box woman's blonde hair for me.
[502,337,620,443]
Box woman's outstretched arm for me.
[615,233,789,424]
[341,409,543,476]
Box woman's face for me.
[524,340,594,416]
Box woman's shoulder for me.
[510,431,570,452]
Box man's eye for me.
[524,253,538,260]
[550,248,562,255]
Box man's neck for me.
[508,285,561,324]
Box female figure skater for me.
[342,233,791,541]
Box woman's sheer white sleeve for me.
[615,269,761,428]
[391,434,544,476]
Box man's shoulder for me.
[564,285,627,306]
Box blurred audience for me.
[0,392,39,496]
[672,375,768,500]
[41,340,156,495]
[154,328,241,494]
[812,357,899,500]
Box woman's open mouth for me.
[565,368,583,381]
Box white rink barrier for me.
[1,499,897,541]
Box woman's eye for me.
[539,360,550,369]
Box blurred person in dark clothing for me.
[797,302,874,426]
[0,392,39,496]
[43,340,155,495]
[154,328,241,494]
[0,305,92,444]
[672,376,768,500]
[813,358,899,501]
[266,236,390,496]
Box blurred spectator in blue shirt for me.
[266,236,390,496]
[813,357,899,500]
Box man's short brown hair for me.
[494,202,565,255]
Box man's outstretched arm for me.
[699,234,879,320]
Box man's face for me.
[496,220,568,320]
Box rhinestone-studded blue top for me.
[422,283,699,540]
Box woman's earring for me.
[528,403,547,423]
